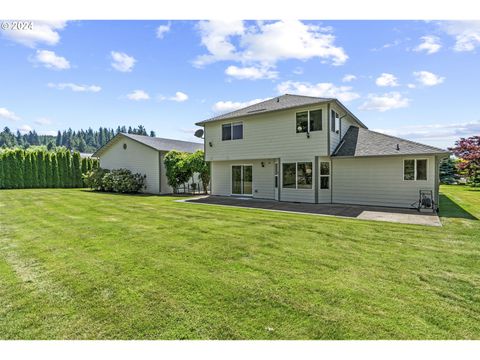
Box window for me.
[222,124,231,141]
[282,163,296,188]
[310,110,322,131]
[331,110,340,133]
[404,159,427,181]
[296,112,308,133]
[296,110,322,133]
[320,162,330,189]
[282,162,313,189]
[274,163,279,188]
[222,122,243,141]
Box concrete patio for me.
[180,195,442,226]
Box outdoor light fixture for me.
[209,142,212,147]
[261,162,265,167]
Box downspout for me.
[278,157,281,201]
[314,156,319,203]
[327,102,331,155]
[330,158,333,204]
[158,151,162,193]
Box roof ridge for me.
[361,127,447,152]
[121,132,202,145]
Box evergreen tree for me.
[150,130,156,137]
[31,150,38,188]
[65,151,72,187]
[51,152,60,188]
[45,151,53,187]
[0,151,4,188]
[72,151,82,187]
[37,151,46,187]
[56,131,62,146]
[23,151,32,188]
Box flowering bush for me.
[83,168,146,193]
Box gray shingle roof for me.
[93,133,203,157]
[196,94,334,125]
[332,126,449,157]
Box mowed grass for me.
[0,185,479,339]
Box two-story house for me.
[196,94,449,209]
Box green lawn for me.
[0,185,479,339]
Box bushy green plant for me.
[83,168,146,193]
[83,168,110,191]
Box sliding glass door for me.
[231,165,253,195]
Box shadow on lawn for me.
[439,194,478,220]
[80,189,157,197]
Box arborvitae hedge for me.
[0,147,98,189]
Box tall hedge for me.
[0,147,98,189]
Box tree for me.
[37,150,46,187]
[439,157,458,184]
[163,150,192,193]
[187,150,210,193]
[51,152,60,188]
[449,136,480,187]
[23,151,33,188]
[72,151,82,187]
[150,130,156,137]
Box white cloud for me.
[170,92,189,102]
[17,124,33,134]
[212,98,270,113]
[34,117,52,125]
[359,92,410,112]
[158,91,189,102]
[414,35,442,54]
[0,107,20,121]
[194,20,348,68]
[407,83,416,89]
[156,24,171,39]
[375,73,399,87]
[47,82,101,92]
[34,50,70,70]
[413,71,445,86]
[2,21,66,48]
[440,21,480,52]
[127,90,150,101]
[276,81,360,102]
[342,74,357,82]
[374,120,480,148]
[225,65,278,80]
[110,51,136,72]
[293,67,303,75]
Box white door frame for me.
[318,158,331,203]
[230,164,253,196]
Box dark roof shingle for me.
[333,126,449,157]
[196,94,333,125]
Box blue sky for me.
[0,20,479,148]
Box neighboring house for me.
[93,133,203,194]
[196,94,450,209]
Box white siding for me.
[211,159,276,200]
[329,102,358,155]
[204,105,329,161]
[332,156,437,208]
[159,152,173,194]
[98,137,160,194]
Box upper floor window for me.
[404,159,427,181]
[331,110,340,133]
[222,122,243,141]
[296,110,322,133]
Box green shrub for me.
[83,168,146,193]
[83,168,110,191]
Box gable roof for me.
[332,126,449,157]
[196,94,366,128]
[93,133,203,157]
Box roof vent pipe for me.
[396,144,400,151]
[276,97,280,102]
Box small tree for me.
[449,136,480,187]
[187,150,210,193]
[439,157,458,184]
[164,150,192,193]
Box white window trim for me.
[295,109,323,133]
[319,161,331,190]
[403,158,428,181]
[282,161,313,190]
[222,122,244,141]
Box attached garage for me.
[93,133,203,194]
